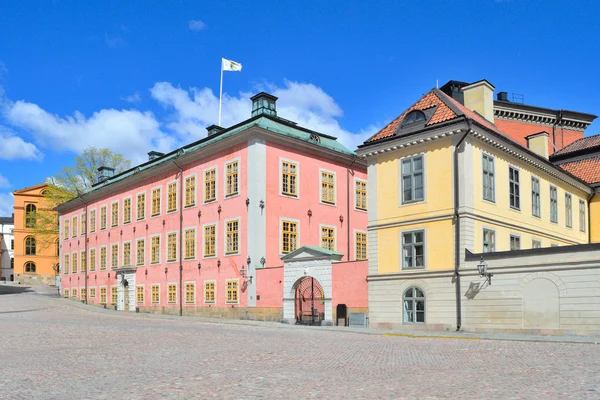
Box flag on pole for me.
[222,58,242,72]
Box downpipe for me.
[172,159,184,317]
[347,155,357,261]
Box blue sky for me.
[1,0,599,215]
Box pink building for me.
[57,93,368,324]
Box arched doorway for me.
[294,276,325,325]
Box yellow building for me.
[13,184,59,285]
[357,80,600,333]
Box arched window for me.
[25,262,36,273]
[25,237,36,255]
[402,110,426,127]
[403,286,425,323]
[25,204,37,228]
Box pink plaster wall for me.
[331,260,368,308]
[255,266,284,308]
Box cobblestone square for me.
[1,287,599,399]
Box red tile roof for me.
[556,156,600,184]
[551,134,600,157]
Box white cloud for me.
[104,34,127,49]
[0,173,9,189]
[120,92,141,103]
[0,192,13,216]
[188,20,207,31]
[0,126,43,160]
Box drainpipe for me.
[453,120,471,331]
[76,196,88,305]
[172,160,184,317]
[589,192,596,244]
[346,155,357,261]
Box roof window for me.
[310,133,321,143]
[403,110,426,126]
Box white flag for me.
[222,58,242,72]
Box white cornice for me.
[494,105,589,132]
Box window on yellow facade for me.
[136,239,145,266]
[81,213,86,235]
[532,239,542,249]
[321,227,335,251]
[282,220,298,254]
[136,285,144,303]
[483,229,495,253]
[167,233,177,262]
[72,252,78,274]
[225,161,239,197]
[100,206,107,230]
[90,248,96,272]
[510,234,521,251]
[204,225,216,257]
[100,287,107,304]
[100,247,107,270]
[151,285,160,304]
[137,193,145,220]
[184,229,195,260]
[63,254,69,275]
[226,220,239,254]
[89,209,96,233]
[482,153,495,202]
[579,199,586,232]
[509,166,520,210]
[185,176,196,207]
[401,156,424,203]
[204,281,215,303]
[111,244,118,269]
[402,230,424,269]
[321,171,335,204]
[355,181,367,210]
[80,287,86,301]
[403,287,425,323]
[550,186,558,223]
[565,193,573,228]
[72,288,77,298]
[281,161,297,196]
[123,242,131,266]
[151,236,160,264]
[185,283,195,304]
[167,182,177,213]
[152,188,161,216]
[204,169,216,202]
[25,236,36,255]
[124,198,131,224]
[111,287,117,305]
[226,280,238,303]
[89,287,96,298]
[64,219,69,240]
[80,251,86,272]
[168,283,177,304]
[72,216,78,237]
[25,204,36,228]
[356,232,367,260]
[531,177,541,218]
[111,202,119,227]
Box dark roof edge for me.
[465,242,600,262]
[494,100,597,122]
[550,144,600,162]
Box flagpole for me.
[219,58,224,126]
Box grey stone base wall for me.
[137,305,284,322]
[16,274,56,286]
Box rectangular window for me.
[580,199,586,232]
[509,166,520,209]
[63,289,69,298]
[72,216,78,237]
[136,285,144,303]
[123,242,131,266]
[81,213,86,235]
[151,285,160,304]
[167,232,177,262]
[64,219,69,240]
[90,248,96,272]
[482,153,495,202]
[111,287,117,305]
[185,176,196,207]
[204,282,215,304]
[136,239,145,266]
[355,180,367,210]
[204,225,216,257]
[167,182,177,213]
[225,161,239,197]
[185,283,195,304]
[531,177,540,217]
[80,251,86,272]
[89,287,96,298]
[123,198,131,224]
[100,206,107,230]
[72,288,77,298]
[100,247,107,270]
[282,220,298,254]
[550,186,558,223]
[137,193,145,220]
[168,283,177,304]
[321,171,335,204]
[510,235,521,251]
[226,280,238,303]
[483,229,495,253]
[356,232,367,260]
[204,168,216,202]
[72,253,78,274]
[111,202,118,227]
[151,236,160,264]
[226,220,239,254]
[565,193,573,228]
[401,155,424,203]
[89,209,96,233]
[100,287,107,304]
[532,239,542,249]
[10,239,14,250]
[80,287,86,301]
[111,244,118,269]
[281,161,297,196]
[321,227,335,251]
[185,229,196,259]
[402,230,424,269]
[151,188,161,216]
[64,254,69,275]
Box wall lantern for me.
[145,269,148,277]
[247,256,251,266]
[245,198,250,208]
[197,210,201,219]
[259,200,265,210]
[218,205,222,214]
[197,262,201,272]
[477,256,493,285]
[108,232,111,238]
[108,273,110,279]
[307,209,312,218]
[217,259,221,269]
[339,215,344,224]
[260,257,266,268]
[120,230,123,236]
[133,226,136,233]
[146,224,149,230]
[164,267,168,274]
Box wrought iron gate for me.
[295,277,324,325]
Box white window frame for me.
[318,168,337,206]
[565,192,573,229]
[400,228,427,269]
[136,237,146,266]
[89,208,96,233]
[508,165,520,211]
[110,200,119,228]
[399,153,426,205]
[136,284,145,304]
[110,242,119,269]
[482,152,495,203]
[482,228,496,253]
[150,185,162,218]
[549,185,558,224]
[279,217,301,256]
[224,157,241,199]
[204,279,216,305]
[165,230,178,263]
[509,234,521,251]
[532,239,542,249]
[353,229,368,260]
[99,245,108,270]
[122,240,132,267]
[150,234,161,265]
[167,282,178,305]
[99,285,108,304]
[203,165,219,204]
[531,176,541,218]
[279,157,300,199]
[183,226,197,261]
[166,179,178,214]
[99,204,107,230]
[80,212,86,235]
[225,278,240,305]
[89,246,97,272]
[202,222,218,259]
[150,283,161,304]
[224,217,241,256]
[579,199,586,232]
[184,281,196,305]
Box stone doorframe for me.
[281,246,343,326]
[115,267,137,312]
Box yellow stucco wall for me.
[590,195,600,243]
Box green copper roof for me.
[301,245,344,256]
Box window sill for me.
[203,199,217,204]
[400,199,426,206]
[509,206,521,213]
[166,210,177,214]
[401,266,426,271]
[482,198,496,205]
[184,204,196,209]
[280,193,299,200]
[354,207,368,213]
[203,255,217,259]
[225,193,240,200]
[225,252,240,257]
[150,214,161,219]
[320,201,337,207]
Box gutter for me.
[346,155,357,261]
[172,159,184,317]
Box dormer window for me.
[310,133,321,143]
[250,92,278,117]
[403,110,426,126]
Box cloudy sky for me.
[1,1,599,216]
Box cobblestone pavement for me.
[1,288,600,400]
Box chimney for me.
[497,91,509,102]
[526,132,550,159]
[250,92,278,118]
[206,125,224,136]
[147,151,164,161]
[440,80,469,104]
[97,166,115,183]
[461,80,495,123]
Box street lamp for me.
[477,256,493,285]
